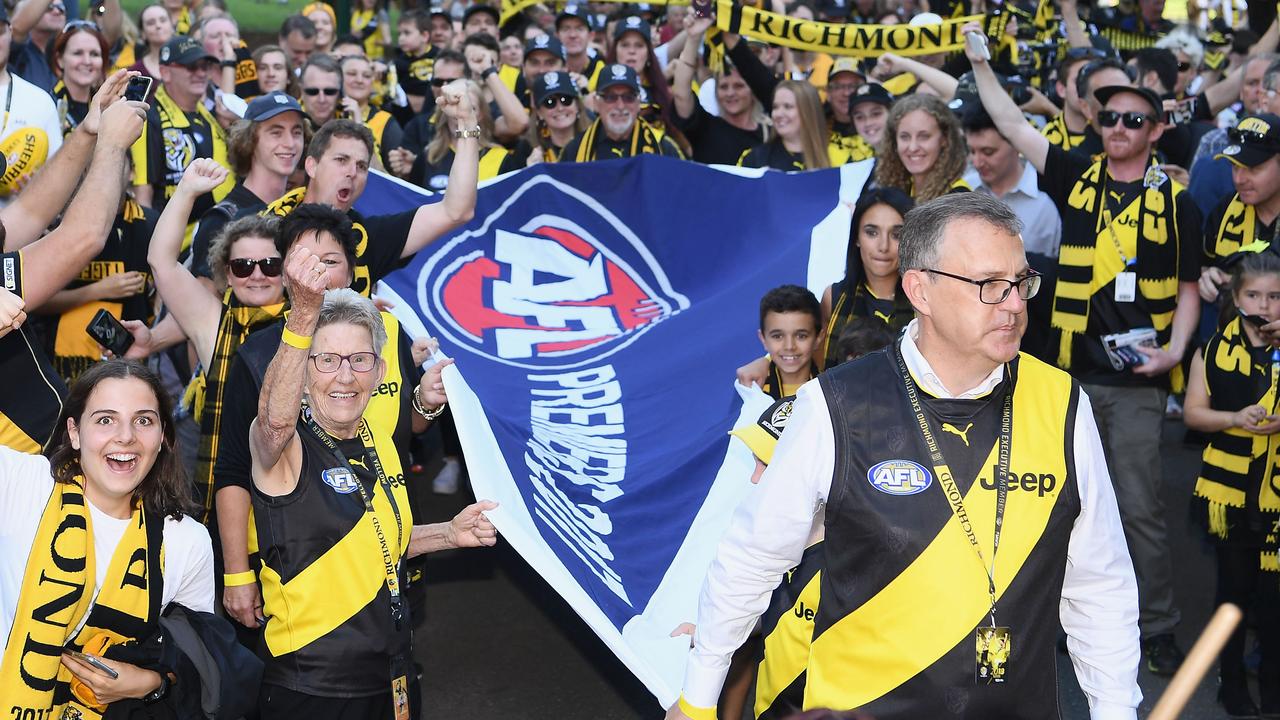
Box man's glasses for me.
[924,268,1042,305]
[303,87,339,96]
[1097,110,1154,129]
[228,257,283,278]
[599,91,637,105]
[540,95,574,109]
[827,82,859,93]
[1177,61,1193,72]
[47,2,66,13]
[429,77,458,87]
[309,352,378,374]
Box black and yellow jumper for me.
[1194,316,1280,567]
[797,348,1080,716]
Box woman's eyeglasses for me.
[1097,110,1154,129]
[309,352,378,373]
[228,257,284,278]
[540,95,574,109]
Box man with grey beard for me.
[559,63,683,161]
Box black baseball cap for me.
[160,35,218,66]
[245,91,304,122]
[613,15,651,43]
[525,34,566,61]
[849,82,893,111]
[596,63,640,94]
[532,70,579,105]
[556,4,593,30]
[462,3,499,26]
[817,0,850,20]
[1094,84,1163,116]
[1217,113,1280,168]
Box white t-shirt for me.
[0,447,214,649]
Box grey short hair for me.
[316,288,387,354]
[898,193,1023,272]
[1265,59,1280,93]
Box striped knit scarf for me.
[823,275,912,369]
[1050,156,1183,383]
[192,291,286,523]
[1210,194,1257,263]
[575,117,666,162]
[1041,113,1084,152]
[1195,317,1280,543]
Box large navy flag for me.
[360,156,870,705]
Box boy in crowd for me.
[394,9,438,117]
[755,284,823,400]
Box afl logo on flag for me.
[418,175,689,369]
[867,459,933,496]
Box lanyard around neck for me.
[894,344,1012,626]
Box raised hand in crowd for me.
[387,146,417,178]
[0,287,26,340]
[410,336,440,367]
[284,244,333,317]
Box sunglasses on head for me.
[303,86,340,96]
[540,94,574,108]
[1227,127,1274,145]
[62,19,98,32]
[228,257,284,278]
[1097,109,1153,129]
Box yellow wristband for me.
[281,327,312,350]
[223,570,257,587]
[677,695,717,720]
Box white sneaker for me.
[1165,395,1183,419]
[433,457,460,494]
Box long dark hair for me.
[843,187,914,290]
[1219,251,1280,329]
[45,360,194,520]
[607,27,690,157]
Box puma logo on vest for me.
[941,422,973,446]
[348,457,368,470]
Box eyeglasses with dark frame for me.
[923,268,1042,304]
[309,351,379,374]
[227,257,284,278]
[1097,109,1154,130]
[303,86,340,96]
[540,94,575,109]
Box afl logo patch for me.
[867,459,932,496]
[322,467,360,494]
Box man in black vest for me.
[666,193,1140,720]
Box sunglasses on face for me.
[429,77,458,87]
[599,91,637,105]
[228,257,284,278]
[1065,47,1108,61]
[540,94,574,108]
[1177,61,1193,72]
[303,86,340,96]
[1097,110,1153,129]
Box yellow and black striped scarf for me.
[822,278,911,369]
[1196,316,1280,542]
[0,476,163,719]
[1209,194,1258,263]
[1041,113,1085,152]
[574,117,667,162]
[191,291,287,523]
[1050,156,1183,382]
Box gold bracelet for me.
[412,385,448,420]
[223,570,257,587]
[281,327,312,350]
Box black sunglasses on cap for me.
[540,95,574,109]
[1227,127,1277,146]
[1097,110,1154,129]
[303,87,339,96]
[228,257,284,278]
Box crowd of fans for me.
[0,0,1278,716]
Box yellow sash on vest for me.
[1211,195,1257,262]
[804,356,1073,710]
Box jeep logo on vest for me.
[981,467,1058,497]
[418,174,689,370]
[867,459,933,496]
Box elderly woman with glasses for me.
[248,243,497,719]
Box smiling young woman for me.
[0,360,213,719]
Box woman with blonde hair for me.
[518,70,591,165]
[873,93,969,201]
[418,79,521,190]
[738,80,831,171]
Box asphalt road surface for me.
[413,418,1255,719]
